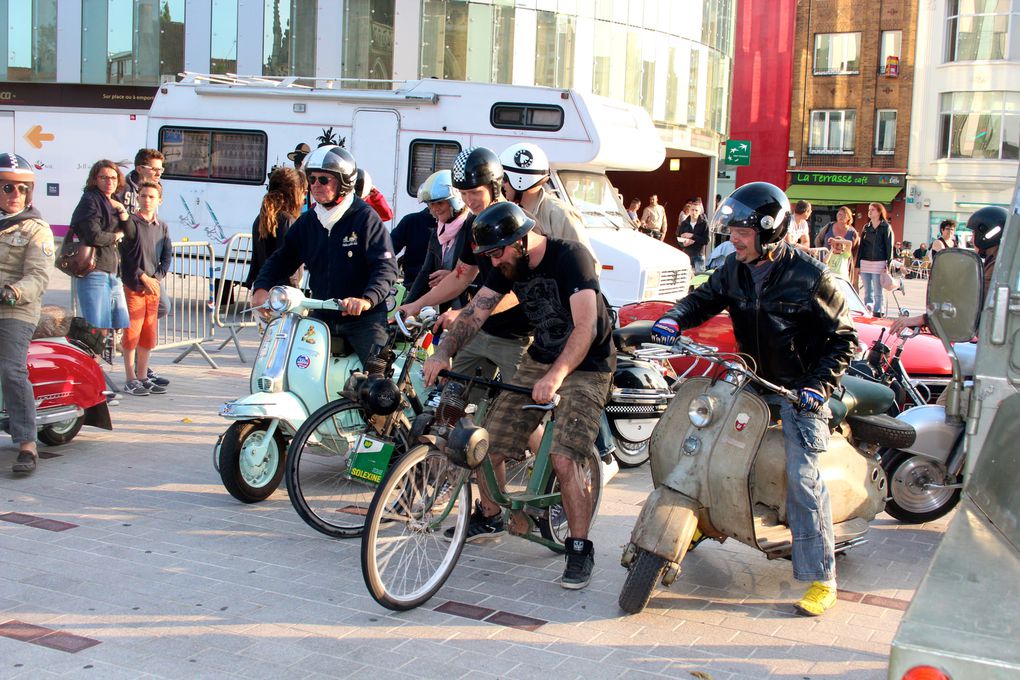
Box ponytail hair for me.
[258,167,307,239]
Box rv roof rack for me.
[177,71,408,90]
[174,72,437,105]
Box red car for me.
[618,277,955,401]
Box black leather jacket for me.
[663,244,858,397]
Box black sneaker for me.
[146,368,170,386]
[561,537,594,590]
[444,500,506,542]
[124,379,150,396]
[142,380,167,395]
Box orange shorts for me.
[123,288,159,351]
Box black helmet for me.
[303,145,356,203]
[0,153,35,205]
[711,182,791,257]
[452,146,502,198]
[472,202,535,254]
[967,206,1008,254]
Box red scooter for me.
[0,325,113,446]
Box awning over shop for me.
[785,184,903,206]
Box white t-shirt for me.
[787,218,809,245]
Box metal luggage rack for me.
[173,72,439,105]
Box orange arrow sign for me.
[24,124,55,149]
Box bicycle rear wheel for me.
[537,446,603,551]
[286,399,407,539]
[361,445,471,610]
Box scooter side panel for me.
[26,340,107,410]
[896,404,962,462]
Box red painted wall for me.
[730,0,797,188]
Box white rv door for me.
[0,112,12,147]
[351,109,399,216]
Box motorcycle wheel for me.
[38,415,85,446]
[218,420,287,503]
[286,398,409,539]
[537,446,603,552]
[619,550,668,614]
[613,436,650,468]
[882,451,962,523]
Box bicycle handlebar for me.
[436,369,561,409]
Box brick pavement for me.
[0,269,943,679]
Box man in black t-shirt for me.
[423,202,615,590]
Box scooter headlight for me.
[268,286,303,313]
[688,394,717,428]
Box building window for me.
[938,91,1020,160]
[81,0,185,85]
[210,0,237,75]
[407,139,461,197]
[343,0,394,89]
[875,110,897,154]
[945,0,1020,62]
[419,0,513,83]
[263,0,315,76]
[879,30,902,74]
[809,110,857,153]
[4,0,57,82]
[534,10,575,89]
[813,33,861,75]
[159,126,267,185]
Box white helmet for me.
[500,142,549,192]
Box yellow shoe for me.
[688,527,708,552]
[795,581,837,616]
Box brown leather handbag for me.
[56,229,96,278]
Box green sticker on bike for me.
[349,435,395,484]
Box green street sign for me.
[725,139,751,166]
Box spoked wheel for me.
[537,446,603,552]
[286,398,407,539]
[361,445,471,611]
[613,436,650,468]
[218,420,287,503]
[38,415,85,446]
[883,452,961,523]
[619,550,668,614]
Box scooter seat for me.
[613,321,653,352]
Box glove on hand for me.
[797,387,826,414]
[0,286,17,307]
[650,317,681,345]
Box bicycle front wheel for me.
[537,445,603,551]
[361,445,471,611]
[286,399,406,539]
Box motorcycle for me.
[850,327,966,523]
[600,324,677,467]
[617,326,909,614]
[1,319,112,446]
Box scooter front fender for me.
[219,392,309,436]
[629,486,700,562]
[896,404,962,463]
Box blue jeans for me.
[76,271,130,329]
[0,319,37,444]
[765,394,836,582]
[860,271,884,316]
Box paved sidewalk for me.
[0,271,943,679]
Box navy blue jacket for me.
[253,197,398,313]
[390,207,436,287]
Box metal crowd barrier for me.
[158,241,219,368]
[211,233,257,363]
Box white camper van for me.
[145,74,689,307]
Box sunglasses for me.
[480,246,506,260]
[138,165,164,175]
[1,183,29,195]
[308,175,333,186]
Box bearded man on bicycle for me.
[423,202,615,589]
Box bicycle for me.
[360,369,604,611]
[283,309,437,539]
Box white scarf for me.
[314,193,353,234]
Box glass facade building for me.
[0,0,734,148]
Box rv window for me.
[408,140,462,196]
[490,103,564,131]
[159,126,267,185]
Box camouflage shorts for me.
[482,354,612,463]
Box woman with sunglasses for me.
[69,160,131,342]
[0,154,55,474]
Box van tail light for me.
[902,666,951,680]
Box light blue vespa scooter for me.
[215,285,389,503]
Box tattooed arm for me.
[422,287,504,385]
[397,260,478,317]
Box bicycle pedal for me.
[507,510,531,536]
